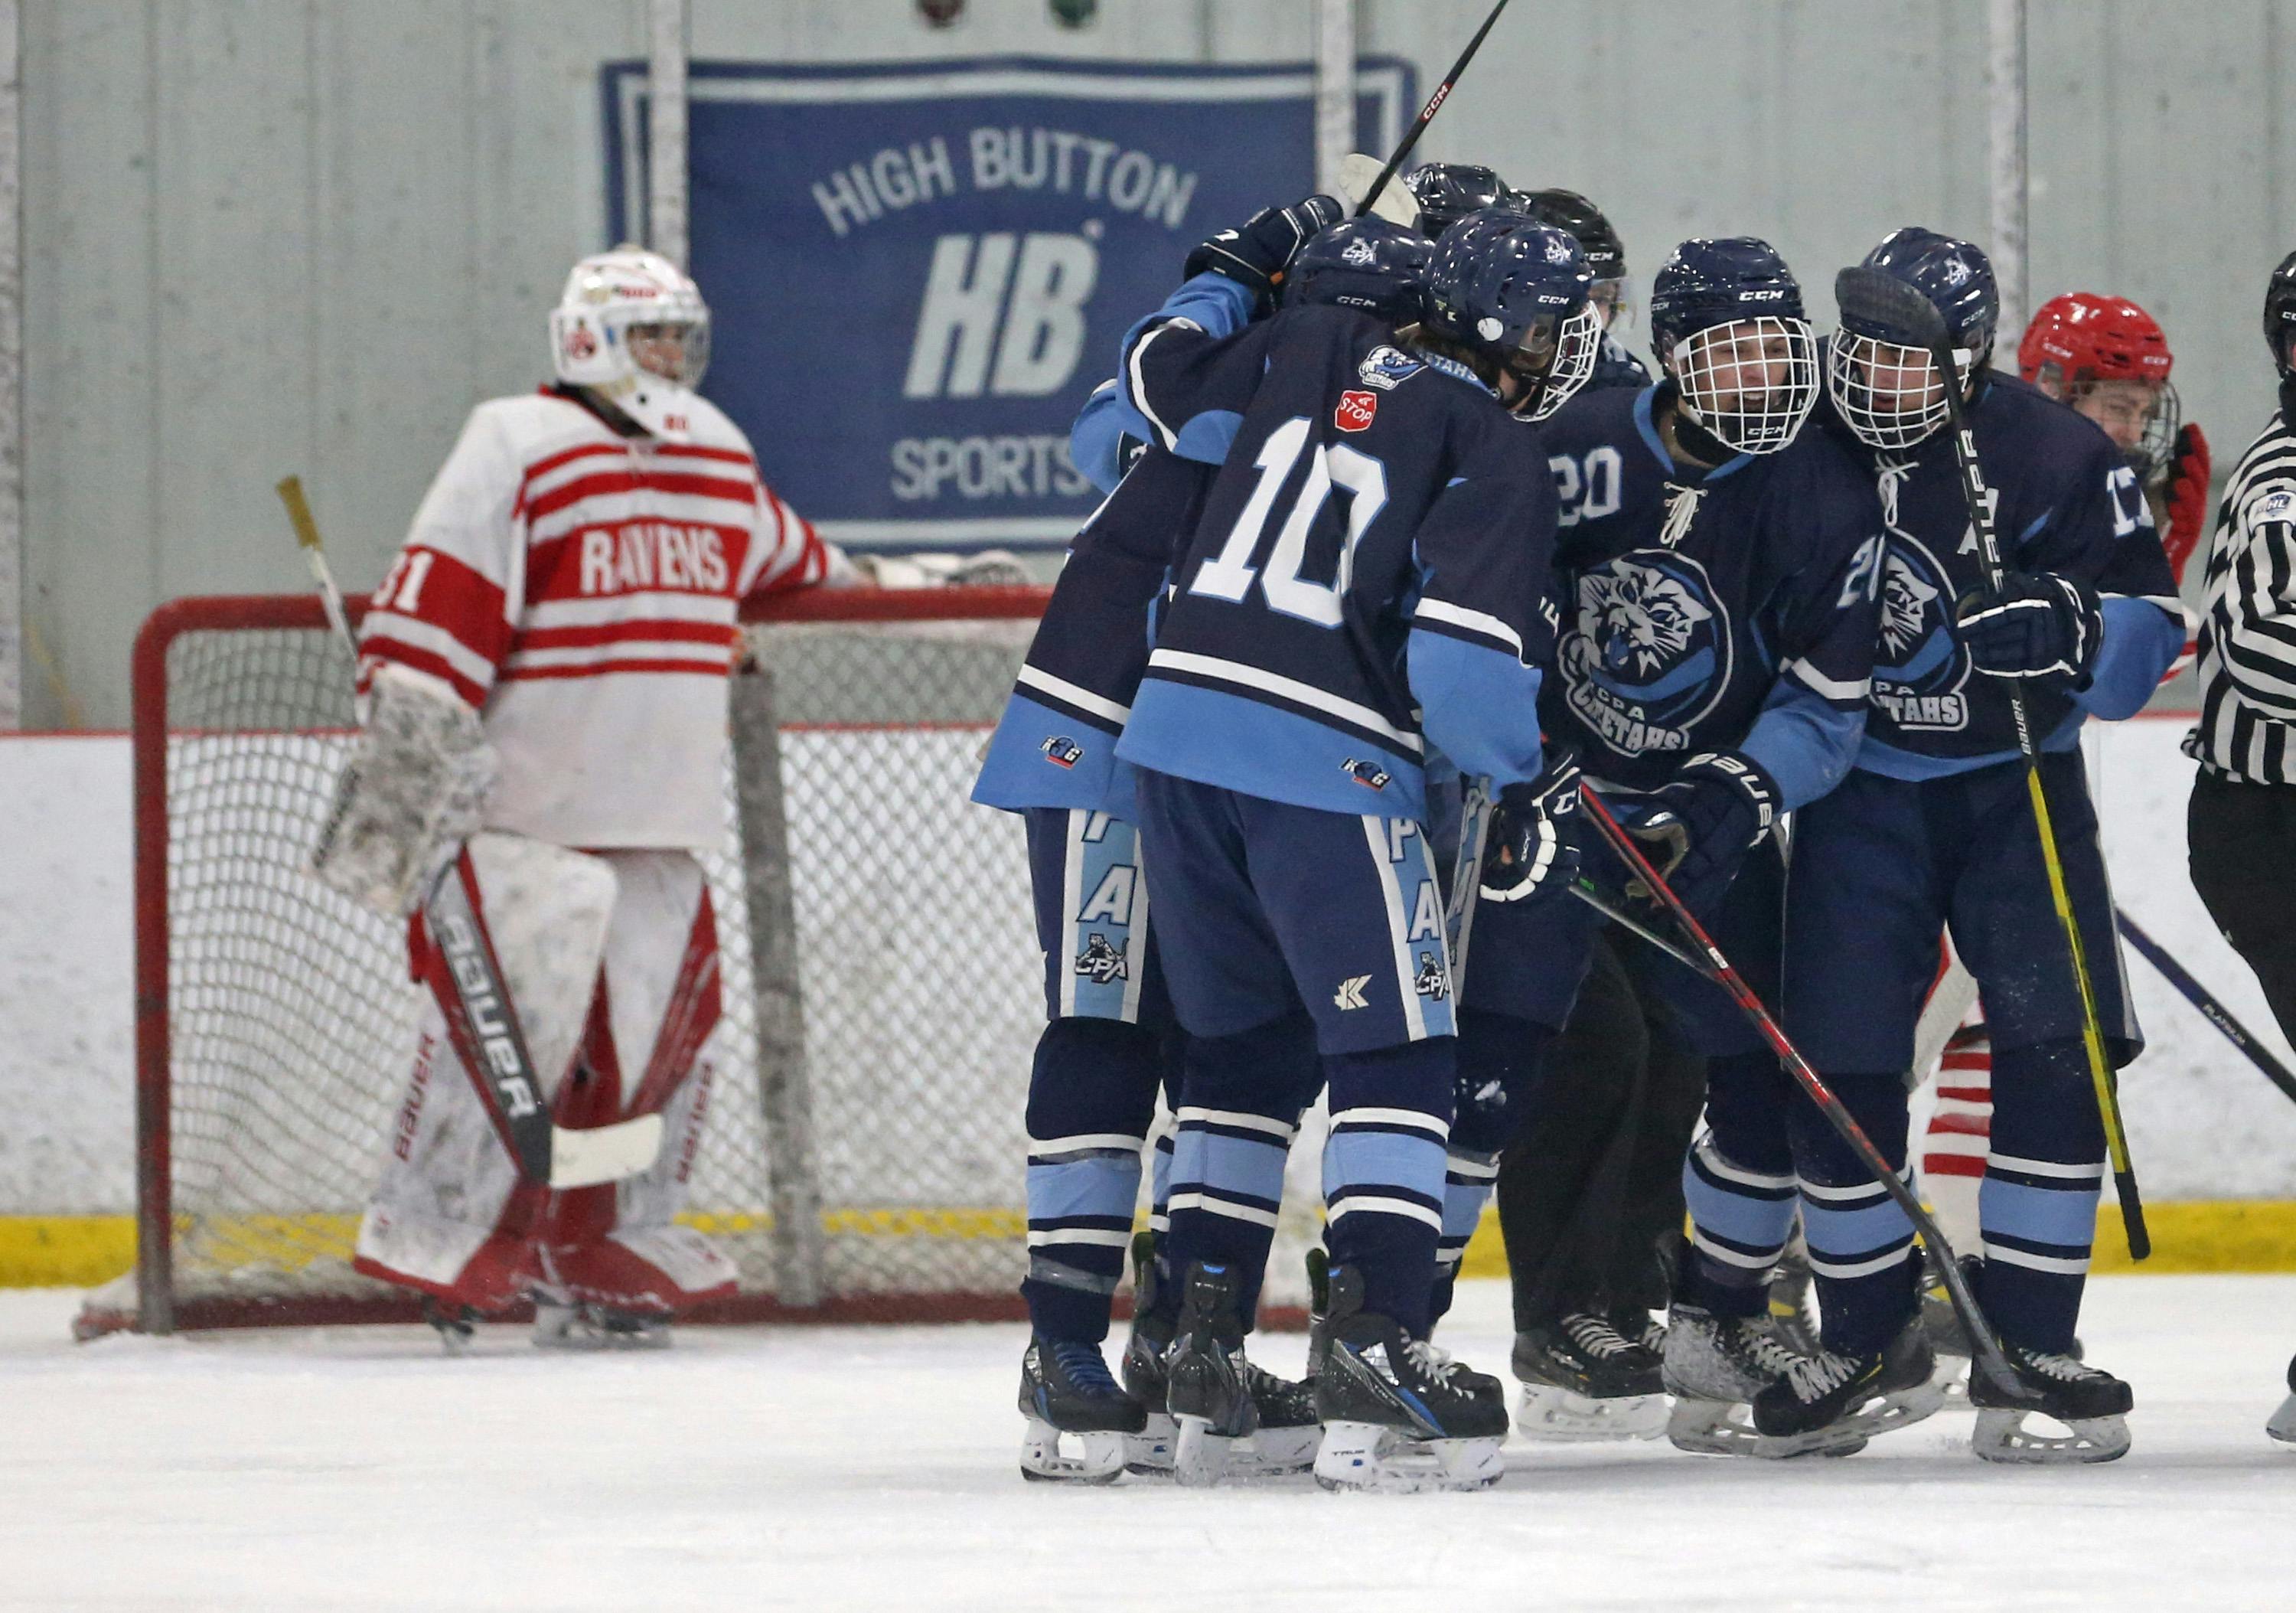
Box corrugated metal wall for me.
[21,0,2295,726]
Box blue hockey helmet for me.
[1645,238,1818,454]
[1284,217,1431,326]
[1828,227,1999,449]
[1404,162,1508,238]
[1419,211,1601,420]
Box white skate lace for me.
[1561,1313,1636,1360]
[1734,1321,1802,1378]
[1404,1338,1463,1388]
[2021,1350,2097,1383]
[1782,1348,1864,1401]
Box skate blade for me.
[2268,1393,2296,1445]
[530,1304,670,1352]
[1019,1419,1127,1484]
[1312,1421,1505,1494]
[1171,1413,1240,1488]
[1971,1406,2131,1465]
[1515,1384,1668,1444]
[1755,1379,1948,1459]
[1665,1396,1763,1457]
[1126,1415,1315,1479]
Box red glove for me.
[2161,422,2212,584]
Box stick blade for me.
[1834,265,1948,350]
[1339,152,1420,228]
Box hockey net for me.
[77,586,1057,1335]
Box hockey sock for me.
[1679,1050,1798,1318]
[1022,1017,1166,1343]
[1788,1069,1918,1355]
[1163,1011,1318,1327]
[1322,1037,1453,1338]
[1977,1037,2105,1353]
[1919,1015,1991,1252]
[1432,1008,1551,1324]
[1140,1024,1189,1327]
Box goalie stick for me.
[1834,266,2149,1262]
[275,475,662,1191]
[1575,781,2045,1412]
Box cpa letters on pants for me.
[354,831,738,1313]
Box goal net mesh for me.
[92,591,1052,1331]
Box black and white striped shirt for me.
[2187,409,2296,782]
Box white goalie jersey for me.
[358,387,851,849]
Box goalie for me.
[311,247,852,1347]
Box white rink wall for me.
[5,715,2296,1217]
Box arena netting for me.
[77,587,1060,1334]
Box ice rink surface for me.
[8,1275,2294,1611]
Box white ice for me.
[7,1275,2294,1611]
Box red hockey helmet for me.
[2017,292,2178,475]
[2017,291,2173,388]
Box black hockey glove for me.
[1184,194,1345,309]
[1480,750,1583,904]
[1635,750,1778,916]
[1955,573,2104,682]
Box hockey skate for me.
[1751,1318,1945,1458]
[1163,1262,1262,1487]
[1313,1265,1508,1494]
[1018,1335,1145,1484]
[1661,1302,1858,1457]
[1969,1340,2132,1464]
[422,1296,479,1356]
[1511,1313,1668,1442]
[1766,1243,1821,1357]
[1123,1245,1317,1480]
[531,1298,673,1350]
[2270,1354,2296,1445]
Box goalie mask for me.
[1827,227,1998,451]
[1648,237,1817,455]
[550,246,712,439]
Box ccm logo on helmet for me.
[1336,390,1378,433]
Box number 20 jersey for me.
[1113,292,1558,821]
[1538,384,1888,808]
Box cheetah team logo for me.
[1074,932,1127,985]
[1560,552,1733,758]
[1869,534,1971,732]
[1413,949,1450,1001]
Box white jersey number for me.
[1190,416,1389,629]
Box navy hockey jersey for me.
[1113,284,1556,820]
[1821,371,2185,779]
[1540,385,1888,808]
[971,446,1212,816]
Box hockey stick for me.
[1833,268,2149,1262]
[1575,782,2040,1408]
[1443,775,1495,978]
[1350,0,1515,220]
[2116,908,2296,1109]
[276,475,663,1190]
[1568,877,1703,975]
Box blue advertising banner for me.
[602,57,1412,551]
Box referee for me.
[2187,248,2296,1049]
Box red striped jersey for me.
[360,388,849,848]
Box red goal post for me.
[77,583,1056,1337]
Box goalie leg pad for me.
[355,834,617,1308]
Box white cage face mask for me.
[1828,331,1968,450]
[1669,316,1818,454]
[1518,302,1603,421]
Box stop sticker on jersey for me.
[1336,390,1378,433]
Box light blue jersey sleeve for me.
[2072,596,2187,721]
[1116,274,1261,467]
